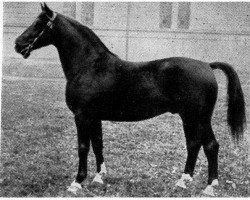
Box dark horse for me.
[15,3,246,196]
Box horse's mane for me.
[62,14,117,57]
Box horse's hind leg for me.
[91,120,107,184]
[176,112,220,196]
[175,116,202,188]
[202,123,219,196]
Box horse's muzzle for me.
[15,43,31,59]
[14,43,22,53]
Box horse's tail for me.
[210,62,246,142]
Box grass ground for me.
[1,67,249,197]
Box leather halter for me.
[20,12,57,55]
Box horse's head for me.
[15,3,57,59]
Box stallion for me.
[15,3,246,196]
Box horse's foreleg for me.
[91,120,107,184]
[67,115,93,193]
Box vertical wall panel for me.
[77,2,95,26]
[159,2,173,29]
[63,2,76,18]
[178,2,191,29]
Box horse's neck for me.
[53,15,107,81]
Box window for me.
[159,2,191,30]
[178,2,191,29]
[159,2,173,29]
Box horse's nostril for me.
[15,37,24,47]
[15,37,20,45]
[15,44,21,53]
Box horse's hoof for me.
[175,173,193,189]
[175,179,187,188]
[92,173,104,184]
[202,185,215,196]
[67,180,82,194]
[202,179,219,196]
[92,163,107,185]
[211,179,219,186]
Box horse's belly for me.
[101,109,167,122]
[99,99,177,122]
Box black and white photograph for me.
[1,1,249,197]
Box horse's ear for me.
[41,3,45,11]
[43,2,53,17]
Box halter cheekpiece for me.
[21,12,57,56]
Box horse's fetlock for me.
[76,172,87,183]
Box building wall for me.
[2,2,250,78]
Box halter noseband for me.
[21,12,57,56]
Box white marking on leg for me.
[203,179,219,196]
[100,162,107,175]
[175,173,193,189]
[211,179,219,186]
[175,179,187,189]
[67,180,82,194]
[92,173,104,184]
[92,162,107,184]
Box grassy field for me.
[1,66,249,197]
